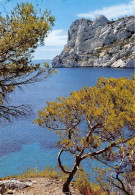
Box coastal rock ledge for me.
[52,15,135,68]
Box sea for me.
[0,60,134,178]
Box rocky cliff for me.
[52,15,135,68]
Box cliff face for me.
[52,15,135,68]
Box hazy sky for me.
[0,0,135,59]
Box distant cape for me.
[52,15,135,68]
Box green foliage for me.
[35,76,135,194]
[0,3,55,123]
[0,3,54,64]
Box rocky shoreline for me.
[52,15,135,68]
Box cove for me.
[0,60,134,178]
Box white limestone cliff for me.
[52,15,135,68]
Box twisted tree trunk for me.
[62,157,81,194]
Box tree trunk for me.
[62,157,81,194]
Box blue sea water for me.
[0,60,134,178]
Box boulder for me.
[0,179,33,194]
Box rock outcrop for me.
[52,15,135,68]
[0,178,79,195]
[0,179,33,194]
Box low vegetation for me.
[94,36,134,58]
[2,166,110,195]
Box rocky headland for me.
[52,15,135,68]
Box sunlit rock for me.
[52,15,135,68]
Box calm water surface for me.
[0,60,134,177]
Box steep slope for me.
[52,15,135,68]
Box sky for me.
[0,0,135,59]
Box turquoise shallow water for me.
[0,61,134,178]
